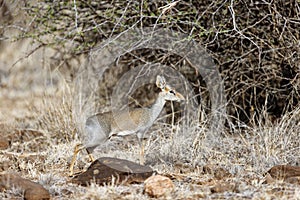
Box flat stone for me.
[71,157,154,186]
[0,172,50,200]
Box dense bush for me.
[9,0,300,125]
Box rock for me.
[267,165,300,185]
[174,162,194,174]
[268,165,300,178]
[72,157,154,186]
[144,175,175,198]
[11,129,45,142]
[4,129,47,152]
[0,135,9,150]
[0,160,11,172]
[203,164,232,180]
[285,176,300,185]
[0,172,50,200]
[265,173,275,184]
[211,182,236,193]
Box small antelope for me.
[69,75,185,176]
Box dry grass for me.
[0,41,299,199]
[1,1,299,198]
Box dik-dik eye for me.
[169,90,175,95]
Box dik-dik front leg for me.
[69,144,97,176]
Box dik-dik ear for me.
[156,75,166,89]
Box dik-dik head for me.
[156,75,185,102]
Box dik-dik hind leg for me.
[140,142,145,165]
[86,148,95,163]
[137,136,145,165]
[69,143,85,176]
